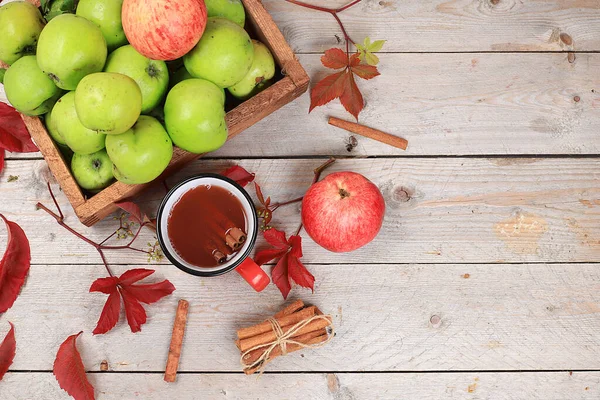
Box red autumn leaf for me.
[349,52,361,67]
[254,248,288,266]
[254,229,316,298]
[115,201,144,224]
[120,289,146,333]
[263,228,289,249]
[90,269,175,334]
[118,268,154,285]
[309,70,347,112]
[321,48,348,69]
[272,253,291,299]
[89,277,118,294]
[0,103,37,153]
[288,254,315,291]
[222,165,255,187]
[0,214,31,313]
[122,280,175,304]
[53,332,95,400]
[254,182,266,205]
[0,322,16,381]
[351,64,380,80]
[92,291,120,335]
[339,72,364,121]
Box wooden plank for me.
[263,0,600,53]
[4,263,600,372]
[4,53,600,157]
[1,371,599,399]
[1,157,599,264]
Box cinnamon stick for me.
[238,315,332,352]
[164,299,189,383]
[243,333,329,375]
[228,227,246,245]
[328,116,408,150]
[237,306,317,340]
[242,328,327,365]
[274,300,304,318]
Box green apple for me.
[164,79,227,154]
[0,1,45,65]
[51,91,107,154]
[105,116,173,184]
[228,40,275,100]
[71,149,115,191]
[76,0,128,51]
[44,103,67,146]
[45,0,79,21]
[3,55,62,116]
[183,17,254,88]
[104,45,169,113]
[37,14,107,90]
[75,72,142,135]
[205,0,245,27]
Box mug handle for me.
[236,258,270,292]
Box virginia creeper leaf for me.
[0,214,31,313]
[254,182,266,205]
[0,103,37,153]
[120,289,147,333]
[53,332,95,400]
[351,64,380,80]
[122,280,175,304]
[357,37,385,66]
[309,70,347,112]
[272,253,291,300]
[92,291,120,335]
[222,165,255,187]
[0,322,16,381]
[287,255,315,291]
[118,268,155,286]
[263,228,289,249]
[254,248,288,266]
[287,235,303,258]
[89,277,118,294]
[115,201,143,224]
[321,48,348,69]
[339,72,364,121]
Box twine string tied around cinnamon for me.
[240,314,334,374]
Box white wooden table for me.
[2,0,600,398]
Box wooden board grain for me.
[1,371,599,399]
[263,0,600,53]
[4,52,600,158]
[1,157,599,265]
[3,263,600,372]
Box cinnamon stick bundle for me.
[236,300,334,374]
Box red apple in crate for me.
[122,0,207,61]
[302,172,385,252]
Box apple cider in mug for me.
[167,185,248,267]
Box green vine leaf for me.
[356,37,386,66]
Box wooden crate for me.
[21,0,309,226]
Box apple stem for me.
[37,182,156,278]
[284,0,361,46]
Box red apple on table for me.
[121,0,207,61]
[302,172,385,252]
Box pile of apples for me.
[0,0,276,192]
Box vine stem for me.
[37,182,152,277]
[294,158,336,236]
[284,0,362,45]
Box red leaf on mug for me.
[0,322,16,381]
[222,165,255,187]
[0,214,31,313]
[53,332,95,400]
